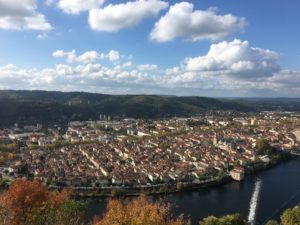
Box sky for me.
[0,0,300,97]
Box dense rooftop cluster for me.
[1,111,299,187]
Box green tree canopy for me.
[199,213,246,225]
[281,206,300,225]
[256,138,273,155]
[265,220,279,225]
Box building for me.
[230,167,245,181]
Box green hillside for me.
[0,90,299,126]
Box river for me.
[87,158,300,225]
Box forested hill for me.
[0,90,299,126]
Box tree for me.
[256,138,273,155]
[281,206,300,225]
[93,194,187,225]
[199,216,219,225]
[0,179,86,225]
[7,152,15,160]
[199,213,246,225]
[0,195,13,225]
[3,179,51,224]
[265,220,279,225]
[56,200,87,225]
[176,182,184,192]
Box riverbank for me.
[69,151,292,198]
[245,151,292,175]
[71,176,232,198]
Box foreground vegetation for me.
[0,180,299,225]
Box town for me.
[0,111,299,194]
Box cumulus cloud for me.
[185,39,280,79]
[53,50,77,62]
[88,0,169,32]
[57,0,105,14]
[150,2,246,42]
[138,64,158,71]
[77,51,104,63]
[0,61,158,93]
[0,0,52,30]
[1,41,299,97]
[107,50,120,62]
[52,50,120,63]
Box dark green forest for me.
[0,90,300,126]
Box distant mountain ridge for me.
[0,90,299,126]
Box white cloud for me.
[77,51,104,63]
[268,70,300,90]
[107,50,120,62]
[88,0,168,32]
[150,2,246,42]
[1,42,299,97]
[114,61,133,70]
[57,0,105,14]
[52,50,121,63]
[0,0,52,30]
[2,60,297,97]
[53,50,77,63]
[55,64,73,76]
[185,39,280,79]
[138,64,158,71]
[52,50,65,57]
[74,63,102,75]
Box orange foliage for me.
[49,188,72,208]
[7,153,15,160]
[93,194,186,225]
[0,179,72,225]
[4,179,50,224]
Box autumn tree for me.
[7,152,15,160]
[2,179,51,224]
[0,195,13,225]
[0,179,86,225]
[93,194,187,225]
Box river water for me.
[87,158,300,225]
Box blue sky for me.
[0,0,299,97]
